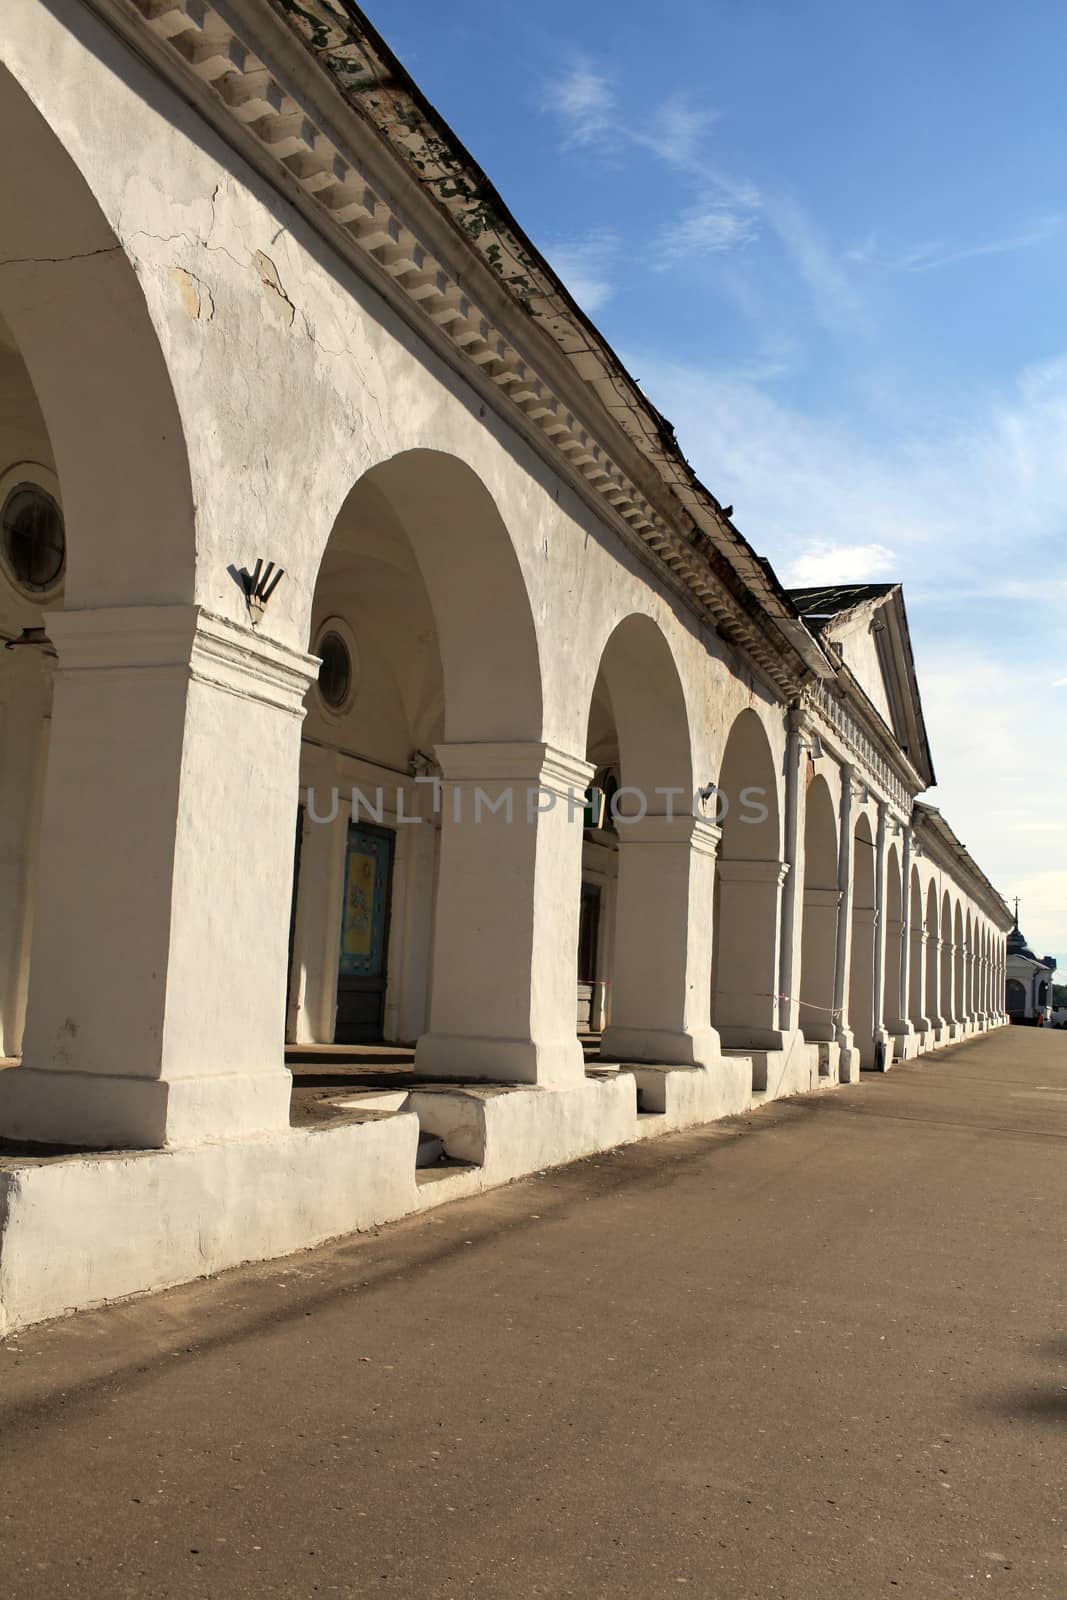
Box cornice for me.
[81,0,832,701]
[911,803,1012,928]
[803,677,917,819]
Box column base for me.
[413,1032,586,1088]
[599,1024,722,1071]
[888,1019,917,1062]
[834,1026,859,1082]
[0,1065,292,1150]
[716,1023,785,1052]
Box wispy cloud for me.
[766,198,867,330]
[540,64,864,328]
[899,216,1063,272]
[542,64,615,148]
[632,94,719,170]
[844,217,1064,275]
[657,207,759,265]
[543,233,617,312]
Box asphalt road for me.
[0,1028,1063,1598]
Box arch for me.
[291,449,545,1050]
[849,811,877,1066]
[0,64,195,606]
[940,891,954,1025]
[309,450,543,743]
[883,842,904,1031]
[925,880,940,1027]
[586,613,693,804]
[953,901,965,1026]
[291,448,579,1084]
[908,867,925,1029]
[588,616,715,1067]
[711,709,785,1051]
[964,909,975,1019]
[798,773,839,1043]
[0,67,207,1138]
[1005,977,1025,1017]
[715,709,782,862]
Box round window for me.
[1,484,65,595]
[317,629,352,710]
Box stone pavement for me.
[0,1027,1063,1598]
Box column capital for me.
[615,813,721,855]
[803,885,842,909]
[715,857,789,886]
[433,740,593,797]
[49,605,318,719]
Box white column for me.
[290,755,348,1045]
[393,780,439,1044]
[832,765,857,1077]
[776,713,807,1036]
[414,741,592,1088]
[926,932,945,1040]
[600,813,722,1068]
[890,825,916,1052]
[941,933,956,1036]
[0,644,54,1059]
[871,802,892,1068]
[976,935,988,1026]
[909,923,930,1039]
[0,606,316,1148]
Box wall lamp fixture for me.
[241,558,285,622]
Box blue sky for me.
[371,0,1067,965]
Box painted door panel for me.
[336,823,394,1043]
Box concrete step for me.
[331,1089,411,1114]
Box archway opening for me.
[0,63,197,1112]
[954,903,965,1026]
[798,773,839,1044]
[925,881,940,1026]
[941,892,954,1025]
[849,812,877,1066]
[0,311,64,1063]
[288,450,545,1066]
[908,868,925,1029]
[585,614,701,1064]
[883,843,904,1032]
[711,709,783,1051]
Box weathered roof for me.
[787,584,897,627]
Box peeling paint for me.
[169,265,214,321]
[254,250,296,326]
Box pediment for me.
[788,584,934,786]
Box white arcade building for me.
[0,0,1012,1332]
